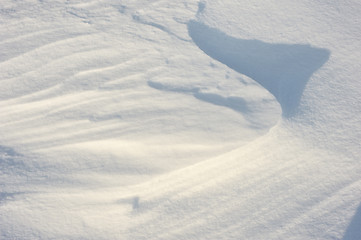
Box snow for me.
[1,0,361,239]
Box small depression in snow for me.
[187,20,330,118]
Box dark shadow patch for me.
[0,192,26,204]
[0,145,20,157]
[343,202,361,240]
[132,196,140,209]
[116,196,140,210]
[194,92,249,113]
[0,145,24,171]
[132,14,191,42]
[148,80,249,113]
[148,80,199,94]
[197,2,206,15]
[116,5,127,14]
[187,20,330,117]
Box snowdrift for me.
[1,0,361,239]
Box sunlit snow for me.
[1,1,361,239]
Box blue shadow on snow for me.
[187,21,330,117]
[343,202,361,240]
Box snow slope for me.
[1,0,361,239]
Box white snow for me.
[1,0,361,239]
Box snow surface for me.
[1,0,361,239]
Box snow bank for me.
[1,0,361,239]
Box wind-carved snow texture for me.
[1,1,360,239]
[188,21,330,117]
